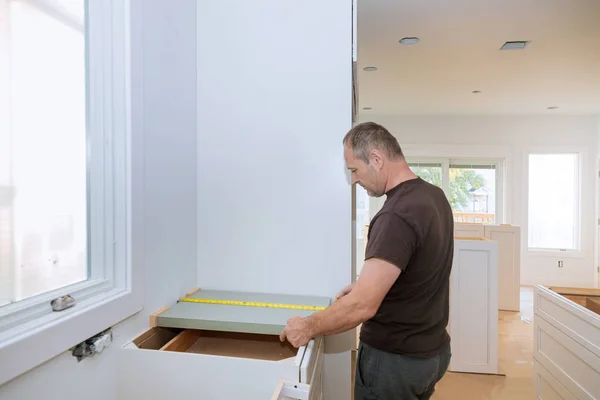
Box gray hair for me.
[343,122,404,164]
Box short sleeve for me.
[365,212,416,271]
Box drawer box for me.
[117,326,323,399]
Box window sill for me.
[0,279,113,332]
[526,249,584,259]
[0,286,143,386]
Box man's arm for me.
[304,257,401,337]
[279,212,416,347]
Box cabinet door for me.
[449,239,499,374]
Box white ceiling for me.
[357,0,600,115]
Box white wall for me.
[0,1,198,399]
[196,1,353,399]
[364,115,599,288]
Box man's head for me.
[343,122,410,197]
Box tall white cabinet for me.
[455,223,521,312]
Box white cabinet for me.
[455,223,521,312]
[533,285,600,399]
[117,290,328,400]
[483,224,520,311]
[449,238,499,374]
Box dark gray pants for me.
[354,341,451,400]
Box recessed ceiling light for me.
[472,90,482,94]
[399,37,420,45]
[499,41,530,50]
[363,107,372,110]
[363,66,377,72]
[547,106,559,110]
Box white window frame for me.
[523,147,583,256]
[406,156,505,224]
[0,0,142,385]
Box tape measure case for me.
[116,289,330,400]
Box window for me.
[408,158,502,224]
[449,163,497,224]
[355,184,369,240]
[408,162,443,188]
[528,153,579,251]
[0,0,140,385]
[0,0,87,308]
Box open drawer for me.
[117,326,324,399]
[116,289,328,399]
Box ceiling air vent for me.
[499,41,530,50]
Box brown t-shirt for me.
[360,177,454,357]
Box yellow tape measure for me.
[178,297,327,311]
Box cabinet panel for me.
[484,225,521,311]
[454,223,485,239]
[449,238,499,374]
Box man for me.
[279,121,454,399]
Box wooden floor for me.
[431,286,535,399]
[352,286,536,399]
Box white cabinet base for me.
[449,238,499,375]
[117,326,324,400]
[455,223,521,312]
[533,285,600,399]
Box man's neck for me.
[384,163,418,193]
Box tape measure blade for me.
[178,297,326,311]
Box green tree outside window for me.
[410,166,487,212]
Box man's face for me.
[344,144,384,197]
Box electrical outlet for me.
[71,328,113,362]
[558,260,564,268]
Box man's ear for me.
[369,149,384,170]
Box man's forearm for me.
[305,293,372,337]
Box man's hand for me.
[279,316,313,348]
[335,281,356,300]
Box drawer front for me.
[118,327,305,400]
[300,336,323,383]
[534,360,577,400]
